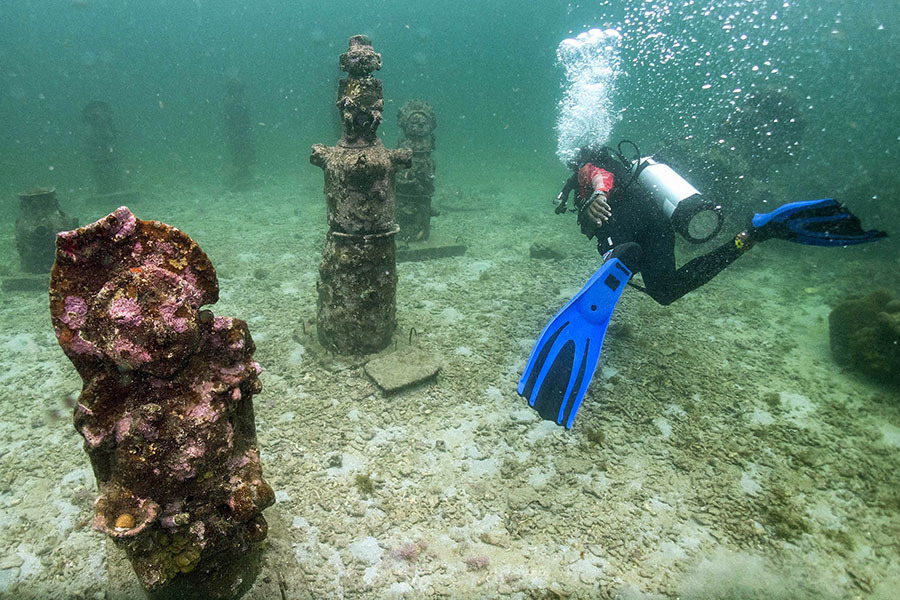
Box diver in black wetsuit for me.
[523,141,884,427]
[556,144,765,305]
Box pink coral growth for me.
[213,316,233,331]
[110,339,151,367]
[62,295,89,329]
[157,299,190,333]
[171,440,206,481]
[110,206,137,240]
[67,334,102,358]
[228,450,253,472]
[391,541,427,562]
[79,424,108,448]
[108,296,143,327]
[114,414,134,443]
[187,399,220,423]
[465,556,490,571]
[57,230,79,259]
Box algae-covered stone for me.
[365,348,442,393]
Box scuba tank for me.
[634,156,723,243]
[555,141,724,244]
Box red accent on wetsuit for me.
[577,163,615,200]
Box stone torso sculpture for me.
[310,35,411,354]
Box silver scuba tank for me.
[635,157,724,243]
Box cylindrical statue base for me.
[316,226,399,354]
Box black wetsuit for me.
[576,158,748,306]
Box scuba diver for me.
[517,140,887,429]
[556,141,889,305]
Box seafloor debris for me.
[49,206,274,595]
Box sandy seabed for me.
[1,171,898,599]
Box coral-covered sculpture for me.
[49,207,274,596]
[311,35,411,354]
[14,187,77,273]
[396,99,437,241]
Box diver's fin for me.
[517,259,631,428]
[751,198,887,247]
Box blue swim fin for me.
[517,259,631,429]
[751,198,886,247]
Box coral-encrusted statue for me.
[311,35,412,354]
[49,207,274,596]
[14,187,77,273]
[396,100,437,241]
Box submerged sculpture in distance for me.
[224,78,256,190]
[49,207,273,597]
[396,99,437,241]
[14,187,77,274]
[82,101,123,196]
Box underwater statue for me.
[396,99,437,241]
[14,187,77,274]
[49,207,273,597]
[82,100,123,195]
[224,78,256,189]
[310,35,412,354]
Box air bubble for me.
[555,29,623,165]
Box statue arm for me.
[310,144,329,169]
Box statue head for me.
[336,36,385,146]
[339,35,382,77]
[398,100,436,140]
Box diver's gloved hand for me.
[585,190,612,227]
